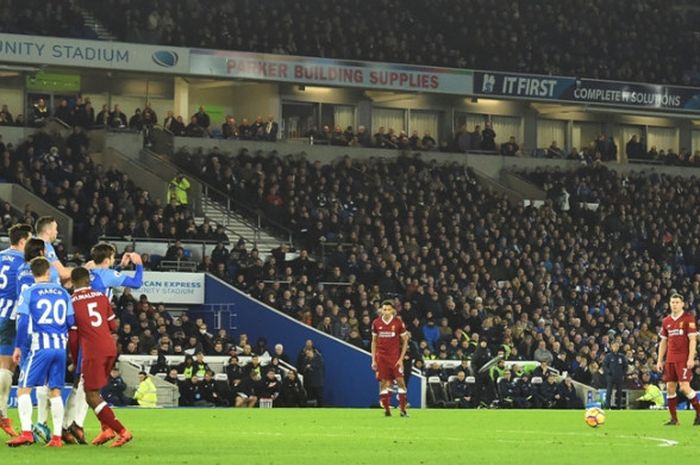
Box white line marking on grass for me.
[246,430,677,447]
[616,436,678,447]
[493,430,678,448]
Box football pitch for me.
[2,408,700,464]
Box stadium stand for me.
[0,0,685,86]
[144,146,698,407]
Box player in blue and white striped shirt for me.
[7,257,74,448]
[15,238,61,443]
[0,224,32,438]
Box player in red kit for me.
[68,267,133,447]
[656,293,700,426]
[371,300,409,417]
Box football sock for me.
[75,383,89,428]
[17,394,32,432]
[398,388,407,412]
[62,388,77,429]
[49,396,65,434]
[668,394,678,421]
[0,368,13,418]
[36,386,50,424]
[380,390,390,413]
[95,402,125,434]
[685,390,700,415]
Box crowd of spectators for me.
[0,0,93,39]
[105,290,323,407]
[165,147,700,408]
[625,135,700,167]
[79,0,700,86]
[0,131,230,253]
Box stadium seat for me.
[155,373,166,380]
[531,377,543,385]
[466,376,476,384]
[214,373,228,381]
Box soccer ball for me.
[584,407,606,427]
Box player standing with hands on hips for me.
[371,300,409,417]
[656,293,700,425]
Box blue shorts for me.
[0,318,15,356]
[18,349,66,389]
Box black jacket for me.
[603,351,627,380]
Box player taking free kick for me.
[656,293,700,426]
[371,300,409,417]
[69,267,132,447]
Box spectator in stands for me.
[481,122,496,151]
[0,104,13,125]
[194,106,211,132]
[222,115,238,139]
[469,125,482,151]
[421,131,436,150]
[163,110,177,133]
[129,108,143,130]
[134,371,158,407]
[500,136,519,157]
[32,98,49,126]
[102,367,128,406]
[546,141,564,158]
[355,126,372,147]
[264,115,279,141]
[533,341,554,364]
[54,98,73,125]
[279,370,307,407]
[109,104,127,128]
[625,135,644,160]
[185,115,205,137]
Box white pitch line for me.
[245,430,678,447]
[493,430,679,448]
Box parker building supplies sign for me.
[189,48,473,94]
[0,33,189,74]
[475,71,700,113]
[127,272,205,304]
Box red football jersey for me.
[372,315,407,360]
[660,312,698,363]
[71,288,117,358]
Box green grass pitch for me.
[2,408,700,464]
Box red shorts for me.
[375,355,404,381]
[663,362,692,383]
[81,355,117,390]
